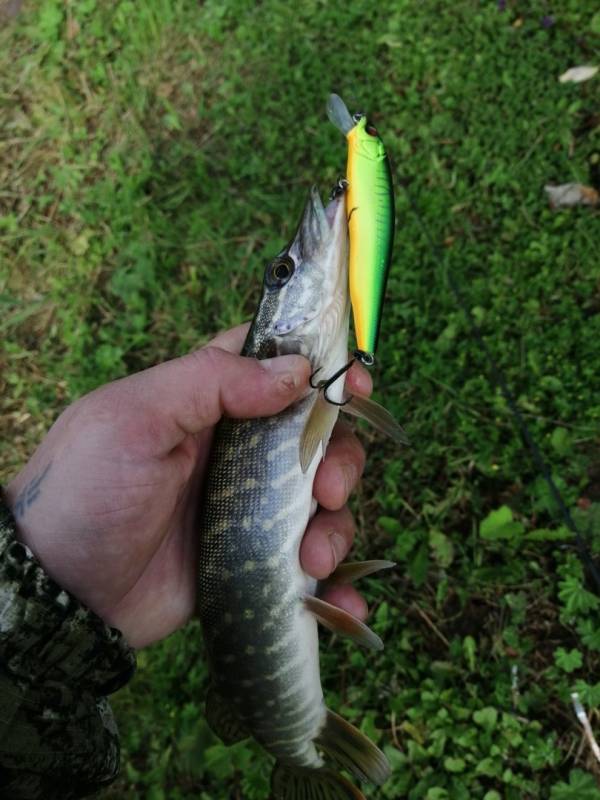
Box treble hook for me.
[309,367,323,390]
[329,177,349,200]
[309,358,355,406]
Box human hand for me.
[5,325,372,648]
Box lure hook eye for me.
[354,350,375,367]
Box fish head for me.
[244,185,349,370]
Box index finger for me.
[207,322,251,353]
[208,331,375,397]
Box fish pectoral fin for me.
[271,763,365,800]
[300,393,339,473]
[304,595,383,651]
[320,559,396,587]
[315,708,391,786]
[341,394,410,446]
[206,686,249,745]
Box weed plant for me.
[1,1,600,798]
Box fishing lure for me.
[327,94,395,368]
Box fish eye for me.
[266,256,295,288]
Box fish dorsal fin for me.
[342,394,410,445]
[300,393,339,473]
[316,708,391,786]
[304,595,383,651]
[323,559,396,586]
[206,686,249,745]
[271,763,365,799]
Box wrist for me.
[2,461,84,612]
[0,487,136,693]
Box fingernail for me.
[261,356,308,392]
[329,532,346,569]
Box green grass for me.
[2,1,600,798]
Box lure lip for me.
[326,93,354,136]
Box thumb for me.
[129,345,311,440]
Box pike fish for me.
[198,183,404,799]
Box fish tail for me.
[315,708,391,785]
[271,763,365,800]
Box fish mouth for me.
[325,191,344,227]
[293,184,346,260]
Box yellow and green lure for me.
[327,94,395,367]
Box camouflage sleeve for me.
[0,490,137,799]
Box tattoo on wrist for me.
[13,462,52,520]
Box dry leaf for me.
[544,183,599,209]
[559,65,599,84]
[67,17,80,40]
[0,0,22,21]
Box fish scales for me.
[199,396,326,766]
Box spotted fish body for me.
[327,94,395,366]
[199,401,328,764]
[198,187,391,799]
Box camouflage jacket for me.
[0,491,136,799]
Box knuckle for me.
[190,344,225,373]
[186,346,227,424]
[348,436,367,474]
[339,439,366,482]
[342,507,356,538]
[334,506,355,542]
[331,425,366,474]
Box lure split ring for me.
[329,177,349,200]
